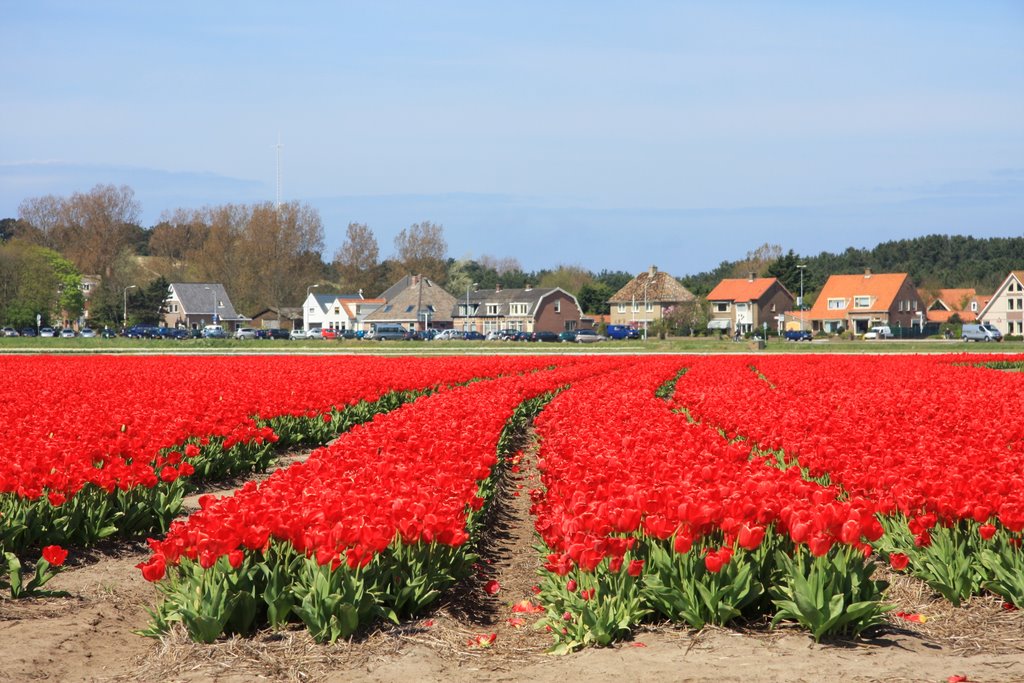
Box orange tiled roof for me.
[706,277,780,302]
[808,272,910,319]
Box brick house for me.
[452,285,583,334]
[706,275,794,335]
[162,282,249,332]
[808,270,924,335]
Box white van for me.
[863,325,893,340]
[962,323,1002,342]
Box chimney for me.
[525,283,532,291]
[747,272,755,282]
[649,265,658,277]
[495,283,502,293]
[864,268,872,278]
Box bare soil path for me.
[2,433,1023,682]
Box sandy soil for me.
[2,442,1023,683]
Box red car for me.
[321,328,338,340]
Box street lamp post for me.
[123,285,136,329]
[796,264,806,332]
[642,280,651,341]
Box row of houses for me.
[702,268,1024,337]
[156,267,1024,338]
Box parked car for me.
[862,325,893,340]
[305,327,323,340]
[289,328,306,340]
[530,331,560,342]
[39,326,56,338]
[962,323,1003,342]
[461,331,485,341]
[268,328,290,340]
[59,328,76,338]
[1,326,19,337]
[784,329,813,342]
[101,328,118,339]
[574,329,605,343]
[154,326,189,340]
[321,328,338,340]
[79,327,96,338]
[234,327,259,340]
[202,325,227,339]
[341,329,360,340]
[558,331,577,343]
[126,324,160,339]
[604,324,640,340]
[20,327,37,337]
[366,324,407,341]
[434,329,463,341]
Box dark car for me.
[101,328,118,339]
[156,326,190,340]
[558,331,577,343]
[461,331,485,341]
[20,327,37,337]
[530,331,560,342]
[126,324,160,339]
[784,330,813,342]
[267,328,290,340]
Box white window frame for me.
[853,296,870,308]
[827,298,846,310]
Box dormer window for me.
[827,298,846,310]
[853,296,870,308]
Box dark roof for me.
[455,287,580,318]
[366,275,457,323]
[168,283,248,322]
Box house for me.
[162,282,249,331]
[978,271,1024,337]
[249,306,303,331]
[921,288,986,325]
[302,292,384,333]
[365,275,456,331]
[607,266,696,332]
[452,284,583,334]
[808,270,925,335]
[706,275,794,335]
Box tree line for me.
[682,236,1024,306]
[1,183,1018,328]
[0,185,634,328]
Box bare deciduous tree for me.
[394,221,447,283]
[333,222,380,294]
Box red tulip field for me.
[1,353,1023,681]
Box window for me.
[854,296,870,308]
[617,304,626,314]
[971,302,978,312]
[912,300,918,311]
[632,302,639,313]
[1010,299,1016,311]
[510,303,529,316]
[646,302,654,312]
[555,300,561,313]
[486,303,500,315]
[714,302,730,313]
[827,298,846,310]
[427,305,435,313]
[406,305,415,313]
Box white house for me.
[302,292,383,332]
[978,270,1024,337]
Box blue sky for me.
[2,1,1022,274]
